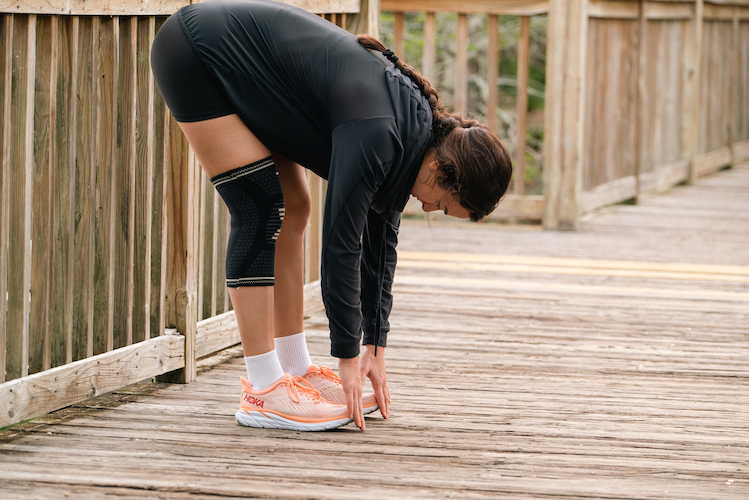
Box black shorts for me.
[150,14,234,122]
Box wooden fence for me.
[1,0,748,428]
[0,0,377,428]
[385,0,749,227]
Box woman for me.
[151,0,512,432]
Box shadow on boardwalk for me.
[1,165,747,499]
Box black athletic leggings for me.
[151,14,234,122]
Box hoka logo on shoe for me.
[243,393,264,408]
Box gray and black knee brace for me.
[210,157,284,287]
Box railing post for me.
[686,0,703,184]
[160,114,199,384]
[543,0,588,230]
[348,0,380,39]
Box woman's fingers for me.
[373,378,389,418]
[339,357,365,431]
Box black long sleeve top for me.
[178,0,433,357]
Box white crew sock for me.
[274,332,313,377]
[244,350,285,391]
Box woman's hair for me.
[357,35,513,222]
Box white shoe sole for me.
[235,410,353,431]
[363,404,379,415]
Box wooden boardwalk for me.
[1,164,748,499]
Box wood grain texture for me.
[0,334,185,427]
[28,15,55,376]
[72,16,95,362]
[133,17,155,343]
[150,21,168,339]
[422,11,436,81]
[381,0,549,16]
[1,164,747,499]
[485,14,498,132]
[0,14,11,384]
[393,11,404,58]
[93,16,117,356]
[6,15,36,381]
[513,16,530,195]
[453,13,468,114]
[0,0,360,16]
[543,0,587,229]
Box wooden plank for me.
[133,17,155,342]
[581,175,639,214]
[687,0,704,183]
[94,16,117,356]
[730,6,740,158]
[487,194,544,220]
[588,0,639,20]
[112,16,136,350]
[694,145,733,176]
[29,15,56,375]
[422,11,436,81]
[454,13,468,114]
[704,3,735,20]
[72,16,95,362]
[346,0,379,38]
[485,14,498,132]
[51,17,77,368]
[734,139,749,162]
[198,172,211,320]
[393,11,404,58]
[634,3,646,197]
[543,0,587,229]
[513,16,530,195]
[644,2,693,20]
[6,14,36,381]
[0,0,189,16]
[0,0,359,15]
[210,181,220,316]
[638,158,690,193]
[150,18,167,338]
[0,334,185,428]
[162,114,199,383]
[215,194,230,313]
[0,14,11,384]
[397,250,749,277]
[381,0,549,16]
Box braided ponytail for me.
[357,35,512,221]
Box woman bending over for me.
[151,0,512,431]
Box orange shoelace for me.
[288,375,324,404]
[318,366,342,384]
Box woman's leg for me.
[272,154,311,338]
[271,155,314,377]
[178,114,275,357]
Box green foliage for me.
[380,11,548,194]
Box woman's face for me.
[411,160,471,219]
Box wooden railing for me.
[1,0,748,428]
[384,0,548,219]
[0,0,376,428]
[384,0,749,227]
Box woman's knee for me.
[282,188,312,234]
[274,155,312,234]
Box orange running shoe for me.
[301,365,380,415]
[235,374,353,431]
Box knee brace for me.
[210,157,284,287]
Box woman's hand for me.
[338,356,365,431]
[360,345,391,419]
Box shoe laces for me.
[317,366,342,385]
[287,375,324,404]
